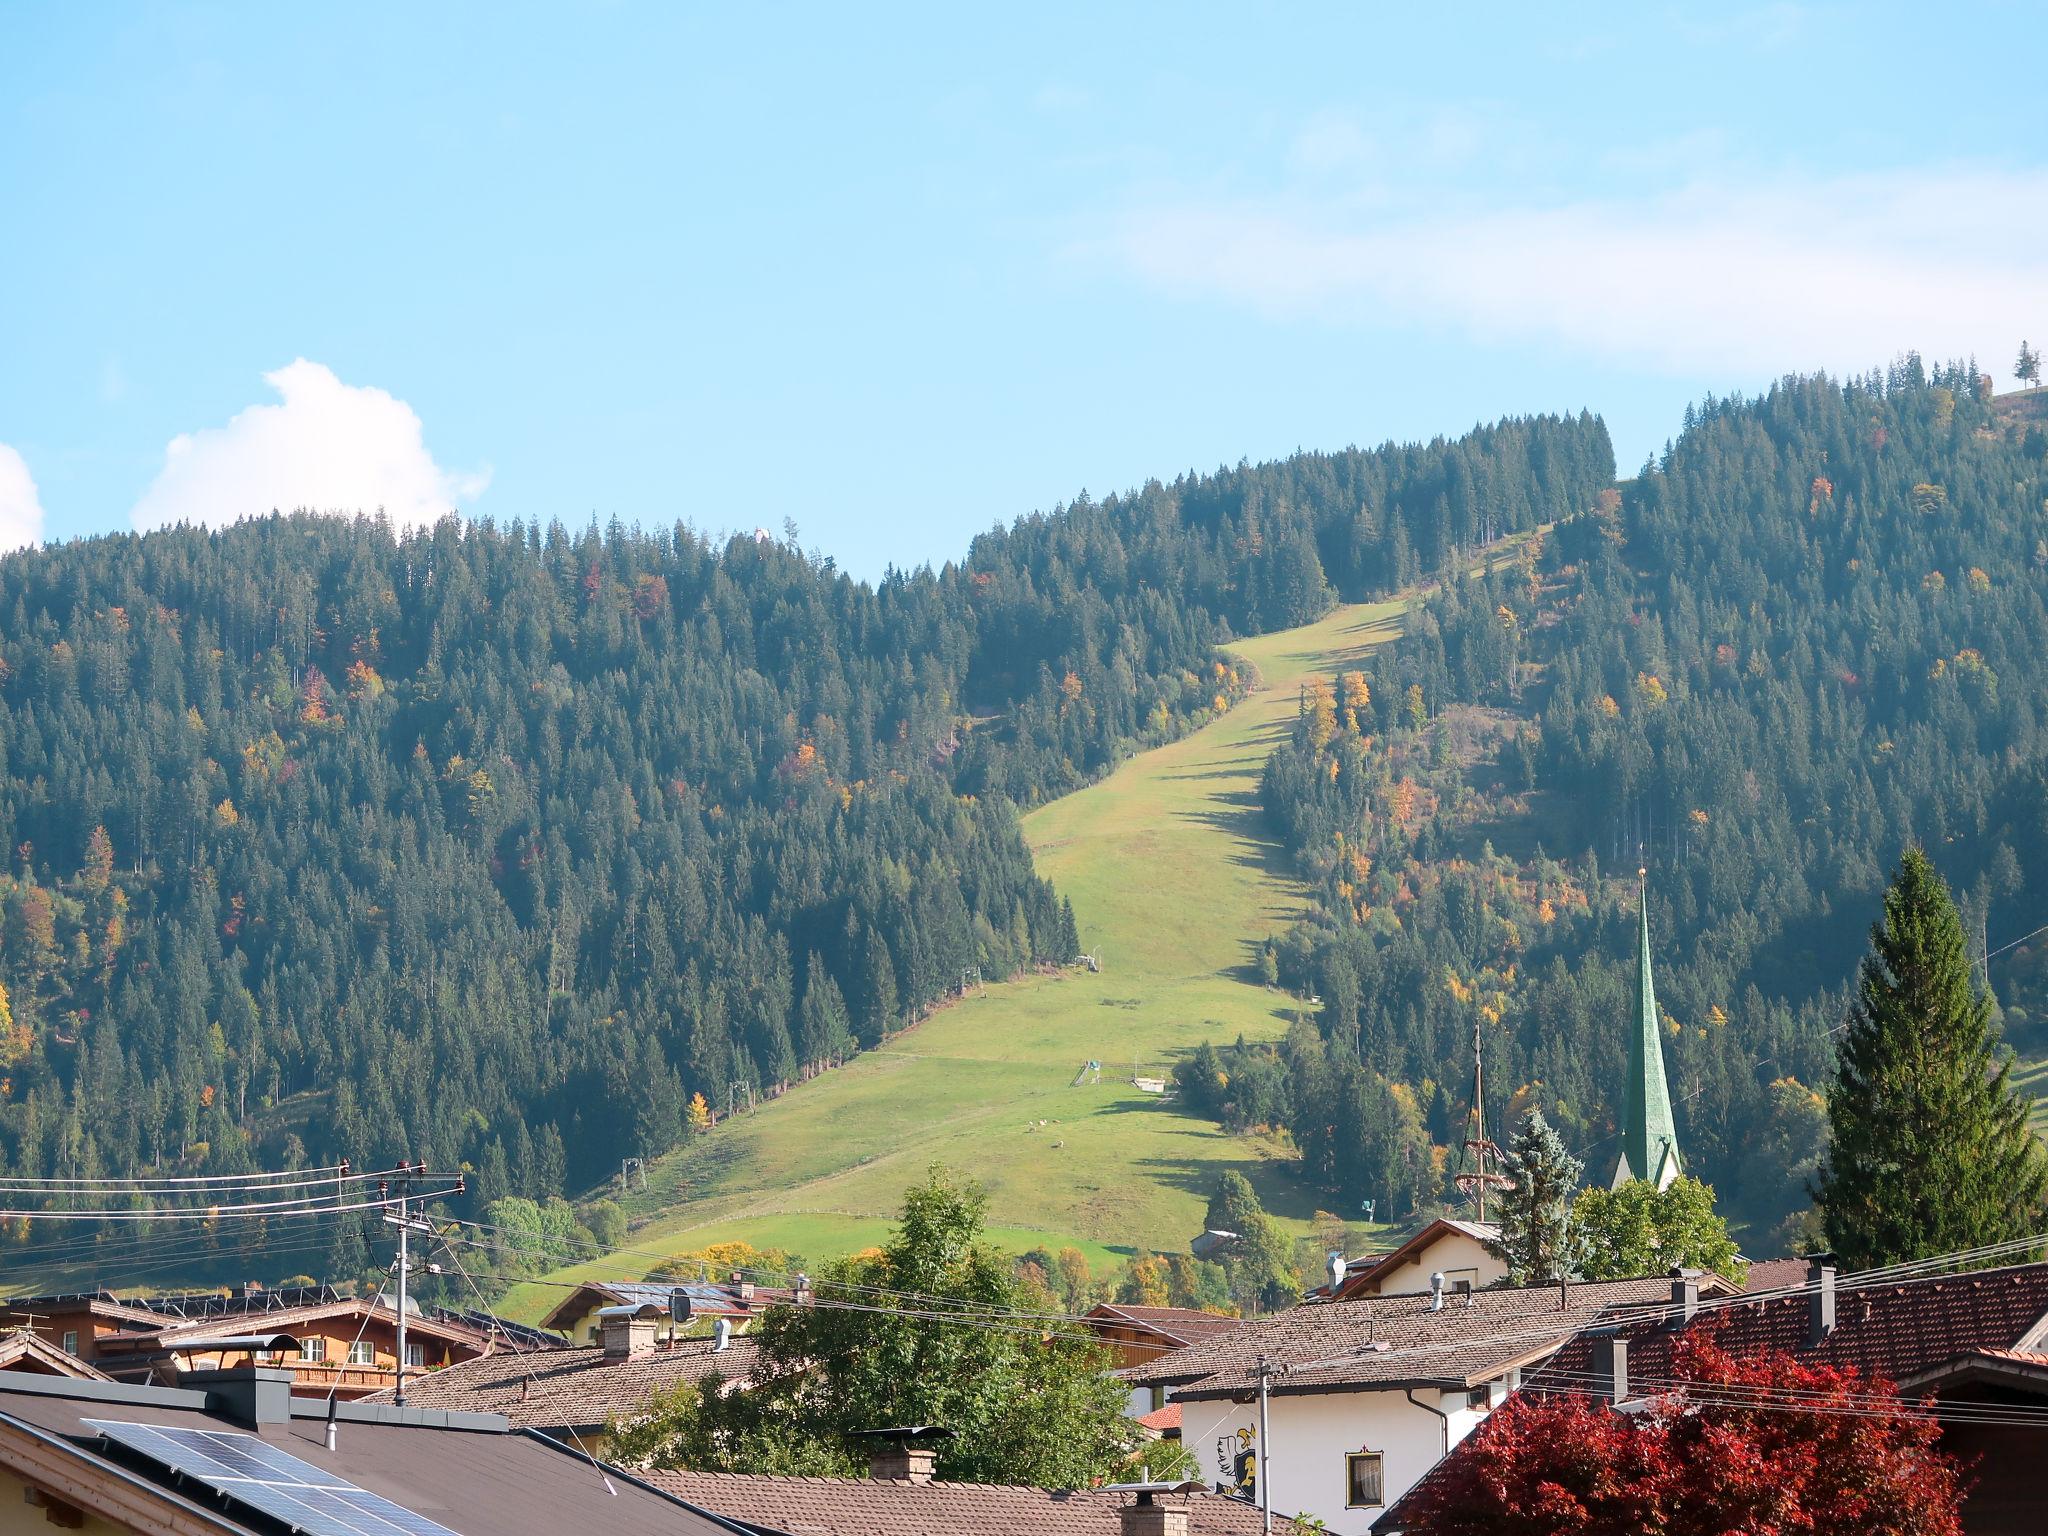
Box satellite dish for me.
[670,1288,693,1322]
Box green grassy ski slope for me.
[501,595,1415,1321]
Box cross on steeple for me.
[1614,867,1683,1190]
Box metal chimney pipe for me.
[1806,1252,1836,1345]
[1591,1334,1629,1403]
[1668,1266,1700,1324]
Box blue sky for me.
[3,2,2045,574]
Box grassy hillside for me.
[498,595,1415,1320]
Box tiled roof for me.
[1376,1261,2048,1534]
[1738,1257,1813,1292]
[1085,1304,1241,1346]
[1126,1276,1689,1398]
[645,1470,1296,1535]
[361,1336,762,1430]
[1135,1402,1182,1433]
[1529,1260,2048,1398]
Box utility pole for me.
[381,1162,434,1408]
[1257,1357,1272,1535]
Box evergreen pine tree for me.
[1492,1109,1586,1284]
[1815,849,2048,1269]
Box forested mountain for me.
[1222,361,2048,1241]
[0,412,1609,1269]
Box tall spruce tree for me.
[1492,1109,1587,1284]
[1815,848,2048,1270]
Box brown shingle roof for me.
[645,1470,1293,1535]
[1124,1276,1699,1398]
[1529,1259,2048,1398]
[363,1336,763,1431]
[1375,1261,2048,1534]
[1738,1257,1813,1292]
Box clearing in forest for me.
[501,594,1413,1319]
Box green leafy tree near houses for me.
[1815,848,2048,1270]
[606,1166,1148,1488]
[1574,1176,1744,1283]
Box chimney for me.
[1120,1488,1190,1536]
[869,1444,938,1484]
[1669,1266,1700,1324]
[1591,1333,1629,1403]
[600,1306,658,1361]
[1428,1271,1446,1312]
[187,1365,295,1426]
[729,1273,756,1303]
[1806,1252,1836,1345]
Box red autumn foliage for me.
[1401,1334,1965,1536]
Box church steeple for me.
[1615,869,1683,1191]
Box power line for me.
[0,1162,355,1189]
[0,1184,463,1222]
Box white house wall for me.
[1364,1231,1505,1295]
[1178,1387,1489,1535]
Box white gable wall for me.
[1361,1230,1506,1296]
[1178,1384,1493,1535]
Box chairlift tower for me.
[1453,1016,1512,1222]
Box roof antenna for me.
[1453,1014,1511,1222]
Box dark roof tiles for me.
[1530,1260,2048,1398]
[1124,1276,1689,1397]
[361,1335,762,1430]
[646,1469,1292,1535]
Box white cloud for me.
[1106,166,2048,383]
[132,359,488,533]
[0,445,46,553]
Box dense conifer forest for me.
[1227,362,2048,1241]
[0,412,1609,1274]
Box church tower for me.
[1614,869,1683,1190]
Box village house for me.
[0,1360,758,1535]
[1083,1303,1243,1417]
[361,1298,763,1448]
[1121,1271,1742,1535]
[0,1288,498,1402]
[538,1276,778,1345]
[1374,1256,2048,1536]
[0,1328,113,1381]
[1327,1220,1506,1301]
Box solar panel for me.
[85,1419,464,1536]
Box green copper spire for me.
[1615,869,1683,1190]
